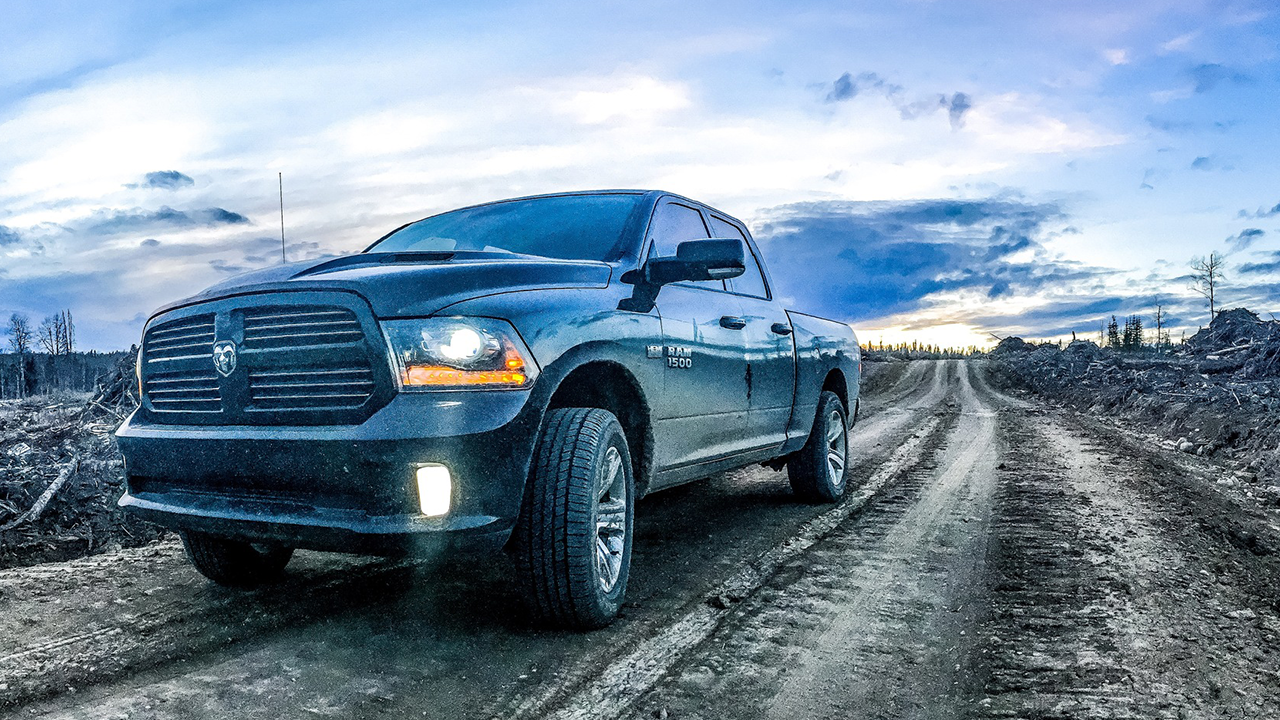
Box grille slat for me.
[145,314,215,361]
[143,369,221,413]
[248,365,374,410]
[242,307,363,350]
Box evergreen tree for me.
[1107,315,1121,350]
[1129,314,1143,351]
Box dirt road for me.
[4,361,1280,719]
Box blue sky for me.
[1,0,1278,350]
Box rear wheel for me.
[511,407,635,630]
[788,390,849,503]
[180,531,294,588]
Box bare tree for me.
[1189,253,1225,321]
[1153,303,1166,353]
[6,313,31,355]
[6,313,32,398]
[57,309,75,354]
[37,315,58,354]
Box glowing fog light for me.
[415,464,452,517]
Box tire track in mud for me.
[974,374,1280,719]
[510,412,956,720]
[6,363,959,719]
[605,362,997,720]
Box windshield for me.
[366,194,644,262]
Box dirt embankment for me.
[988,308,1280,500]
[0,350,161,569]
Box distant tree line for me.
[2,310,127,399]
[862,340,979,360]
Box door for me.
[645,200,752,476]
[713,215,797,450]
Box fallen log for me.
[0,456,81,532]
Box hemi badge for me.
[646,345,663,359]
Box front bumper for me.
[116,388,542,554]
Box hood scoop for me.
[292,251,456,278]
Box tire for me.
[788,390,850,503]
[511,407,635,630]
[180,530,294,588]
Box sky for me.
[1,0,1278,351]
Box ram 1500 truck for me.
[115,190,861,629]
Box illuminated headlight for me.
[382,317,539,390]
[415,464,452,516]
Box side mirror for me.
[645,238,746,285]
[617,238,747,313]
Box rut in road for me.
[976,390,1280,719]
[3,363,957,720]
[617,362,999,720]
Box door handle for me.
[719,315,747,330]
[770,322,793,335]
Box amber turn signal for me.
[402,361,528,387]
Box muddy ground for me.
[3,360,1280,719]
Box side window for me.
[710,217,769,299]
[647,202,724,290]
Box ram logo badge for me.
[666,345,692,369]
[212,340,238,377]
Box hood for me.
[159,252,613,318]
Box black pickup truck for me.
[116,190,861,628]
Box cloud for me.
[825,72,896,103]
[824,72,971,129]
[209,258,250,275]
[1189,63,1247,93]
[77,206,250,236]
[1161,32,1199,53]
[1239,202,1280,219]
[752,197,1097,323]
[1239,252,1280,275]
[130,170,195,190]
[1103,48,1129,65]
[1226,228,1264,250]
[1146,115,1238,134]
[0,225,20,246]
[1189,155,1233,172]
[946,92,972,130]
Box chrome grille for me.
[140,293,390,425]
[242,307,363,349]
[248,365,375,411]
[143,369,221,412]
[144,314,215,361]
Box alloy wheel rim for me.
[825,409,847,489]
[595,445,627,594]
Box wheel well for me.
[546,362,655,496]
[822,369,849,416]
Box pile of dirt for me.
[0,348,164,569]
[987,308,1280,494]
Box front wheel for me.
[788,390,850,503]
[511,407,635,630]
[180,530,294,588]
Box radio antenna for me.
[278,172,286,264]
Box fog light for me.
[415,464,452,517]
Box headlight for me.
[381,317,538,391]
